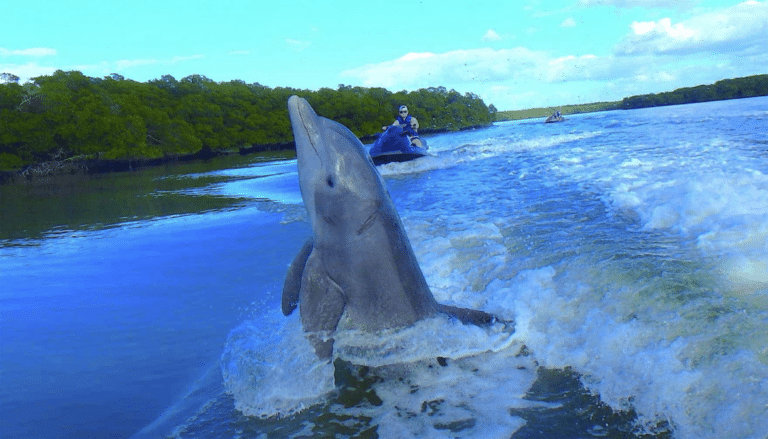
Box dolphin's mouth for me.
[301,115,322,162]
[356,203,381,235]
[291,97,322,162]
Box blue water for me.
[1,97,767,438]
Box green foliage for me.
[496,74,768,122]
[0,71,495,171]
[621,74,768,110]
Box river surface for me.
[1,97,767,438]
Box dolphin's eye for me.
[327,176,335,188]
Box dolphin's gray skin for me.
[283,95,502,358]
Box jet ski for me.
[545,111,565,123]
[368,125,429,165]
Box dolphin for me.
[283,95,503,358]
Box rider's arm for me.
[382,120,398,130]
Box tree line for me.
[621,74,768,110]
[496,74,768,122]
[0,70,495,171]
[495,101,622,122]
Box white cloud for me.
[0,62,57,81]
[285,38,311,50]
[68,61,111,76]
[170,55,204,63]
[343,45,649,89]
[115,58,158,70]
[578,0,696,7]
[340,1,767,111]
[545,54,608,82]
[114,54,203,70]
[0,47,57,57]
[631,17,695,38]
[482,29,501,41]
[341,48,551,90]
[337,39,753,110]
[339,3,767,110]
[633,71,676,83]
[616,1,768,55]
[401,52,435,62]
[1,53,206,84]
[561,17,577,27]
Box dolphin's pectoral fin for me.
[301,271,347,359]
[437,304,513,329]
[282,238,314,316]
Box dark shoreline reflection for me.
[0,150,295,245]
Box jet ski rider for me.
[383,105,424,148]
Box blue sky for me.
[2,0,766,110]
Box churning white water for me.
[218,97,768,438]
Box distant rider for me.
[382,105,424,148]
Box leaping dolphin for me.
[283,95,502,358]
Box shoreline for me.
[1,124,492,185]
[0,142,296,186]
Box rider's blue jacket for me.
[397,114,418,137]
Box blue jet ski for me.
[368,125,428,165]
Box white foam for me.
[223,102,768,437]
[607,166,768,292]
[377,131,603,177]
[402,212,512,315]
[516,128,767,297]
[390,114,768,437]
[334,316,517,367]
[502,264,768,438]
[220,313,335,418]
[223,309,540,437]
[337,345,545,439]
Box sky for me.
[1,0,766,110]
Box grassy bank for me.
[497,74,768,122]
[495,101,622,122]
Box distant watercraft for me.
[545,111,565,123]
[368,125,429,165]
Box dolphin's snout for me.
[288,95,317,122]
[288,95,323,162]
